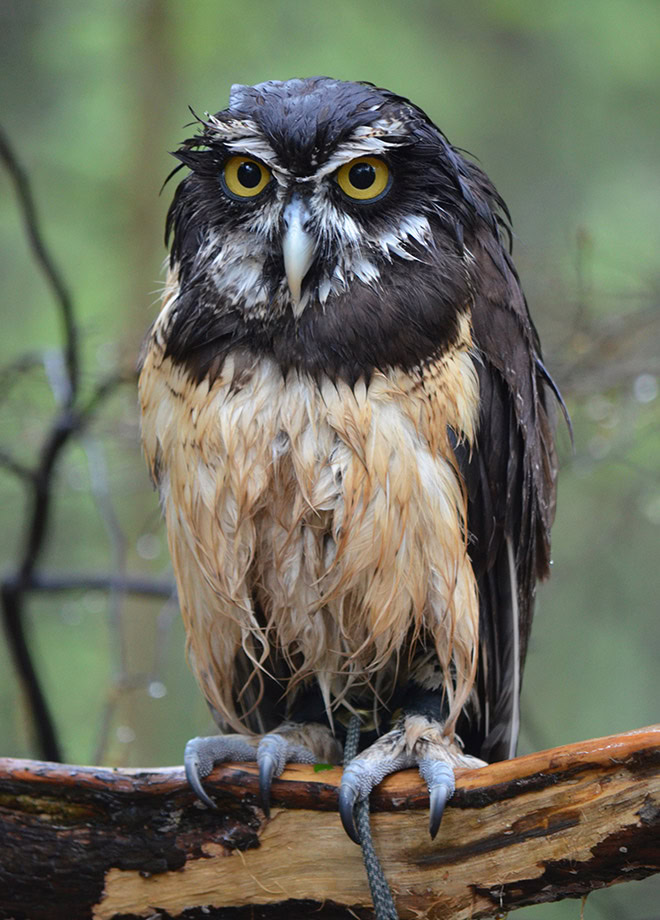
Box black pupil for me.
[237,161,262,188]
[349,162,376,190]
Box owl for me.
[138,77,558,844]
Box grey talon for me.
[338,779,361,845]
[428,783,452,839]
[258,752,277,817]
[419,760,455,840]
[256,733,290,817]
[184,745,217,810]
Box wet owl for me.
[138,76,558,844]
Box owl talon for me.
[184,751,218,810]
[256,735,284,817]
[339,755,406,845]
[257,755,275,817]
[256,733,318,816]
[419,759,456,839]
[183,734,257,808]
[337,775,362,844]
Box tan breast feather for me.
[139,302,481,737]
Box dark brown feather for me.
[458,224,558,762]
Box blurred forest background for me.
[1,1,658,917]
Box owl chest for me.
[162,359,426,580]
[141,345,479,678]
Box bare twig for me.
[0,126,85,760]
[79,370,137,417]
[0,449,34,483]
[13,572,173,598]
[0,126,78,400]
[0,127,164,762]
[552,304,660,398]
[0,352,43,407]
[0,583,61,761]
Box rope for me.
[344,715,399,920]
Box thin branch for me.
[12,572,174,598]
[0,126,79,401]
[0,352,43,408]
[18,408,80,584]
[0,583,61,761]
[86,431,134,762]
[552,304,660,398]
[0,449,34,483]
[78,369,137,419]
[0,128,142,762]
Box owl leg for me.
[185,721,341,815]
[339,712,485,844]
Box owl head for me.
[163,77,512,384]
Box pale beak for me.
[282,197,316,310]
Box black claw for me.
[338,782,361,845]
[184,752,217,810]
[428,783,451,839]
[258,753,277,818]
[419,760,455,840]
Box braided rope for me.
[344,715,399,920]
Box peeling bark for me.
[0,725,658,919]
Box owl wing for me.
[456,224,558,763]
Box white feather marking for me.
[210,245,269,311]
[313,127,406,180]
[318,277,332,304]
[377,230,417,261]
[398,214,432,247]
[350,258,380,285]
[505,535,520,759]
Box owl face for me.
[164,77,507,384]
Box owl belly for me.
[139,339,481,732]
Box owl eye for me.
[222,156,272,199]
[336,156,390,201]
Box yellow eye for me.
[222,156,271,198]
[336,156,390,201]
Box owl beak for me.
[282,198,316,311]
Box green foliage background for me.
[1,2,658,916]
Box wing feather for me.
[458,224,558,763]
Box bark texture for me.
[1,725,658,920]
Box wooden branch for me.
[1,726,658,920]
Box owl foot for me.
[256,732,317,816]
[184,734,258,810]
[338,715,485,844]
[184,722,341,816]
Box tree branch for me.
[22,571,174,598]
[0,726,658,920]
[0,126,78,400]
[0,448,34,483]
[0,124,146,762]
[0,584,61,763]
